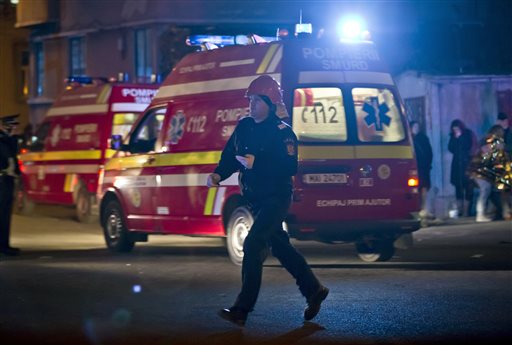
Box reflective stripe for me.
[298,71,394,85]
[153,73,281,99]
[97,85,112,104]
[46,104,109,117]
[204,187,217,215]
[257,44,279,74]
[23,164,100,174]
[64,174,79,192]
[220,59,255,67]
[213,187,227,216]
[298,145,413,160]
[111,103,148,112]
[105,149,117,158]
[20,150,102,161]
[103,173,239,187]
[266,45,282,73]
[104,151,222,170]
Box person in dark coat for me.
[0,115,21,256]
[410,121,433,218]
[448,119,475,217]
[207,75,328,326]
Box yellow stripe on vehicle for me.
[19,150,102,162]
[298,145,413,160]
[105,149,117,158]
[156,151,221,166]
[63,174,78,192]
[97,85,112,104]
[203,187,217,216]
[256,44,279,74]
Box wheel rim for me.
[230,213,251,260]
[106,210,122,242]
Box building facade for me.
[0,0,29,128]
[396,70,512,217]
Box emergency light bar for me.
[186,34,278,48]
[65,76,108,85]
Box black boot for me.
[304,286,329,321]
[218,307,248,326]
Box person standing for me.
[469,125,507,222]
[410,121,433,218]
[496,112,512,219]
[448,119,475,217]
[207,75,328,326]
[0,115,21,256]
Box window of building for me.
[34,42,44,96]
[135,28,153,82]
[292,88,347,142]
[69,37,86,76]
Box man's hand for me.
[235,154,255,169]
[207,173,221,187]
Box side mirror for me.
[110,135,123,150]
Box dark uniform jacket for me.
[0,130,20,176]
[214,113,298,203]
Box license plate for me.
[303,173,347,184]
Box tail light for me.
[407,177,419,187]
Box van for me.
[99,35,420,263]
[18,77,159,222]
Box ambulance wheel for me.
[225,206,253,266]
[76,186,94,223]
[355,239,395,262]
[102,200,134,252]
[14,187,34,216]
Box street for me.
[1,206,511,345]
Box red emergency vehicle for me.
[18,77,159,222]
[99,34,420,263]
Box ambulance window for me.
[129,108,165,153]
[292,88,347,142]
[353,88,406,142]
[29,122,51,152]
[112,113,139,139]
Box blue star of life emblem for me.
[363,97,391,131]
[168,111,186,144]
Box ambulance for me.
[17,77,159,222]
[99,32,420,264]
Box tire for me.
[225,205,253,266]
[75,186,94,223]
[14,185,35,216]
[355,239,395,262]
[102,200,135,252]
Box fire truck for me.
[98,31,420,263]
[17,77,159,222]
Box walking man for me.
[207,75,328,326]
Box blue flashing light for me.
[187,35,235,47]
[337,16,368,41]
[66,76,93,84]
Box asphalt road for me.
[1,206,511,345]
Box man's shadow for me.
[206,321,325,345]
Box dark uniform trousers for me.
[234,196,320,312]
[0,175,15,249]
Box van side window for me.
[128,108,165,153]
[353,88,405,143]
[292,88,347,142]
[112,113,139,139]
[29,122,51,152]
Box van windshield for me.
[353,87,405,142]
[292,87,347,142]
